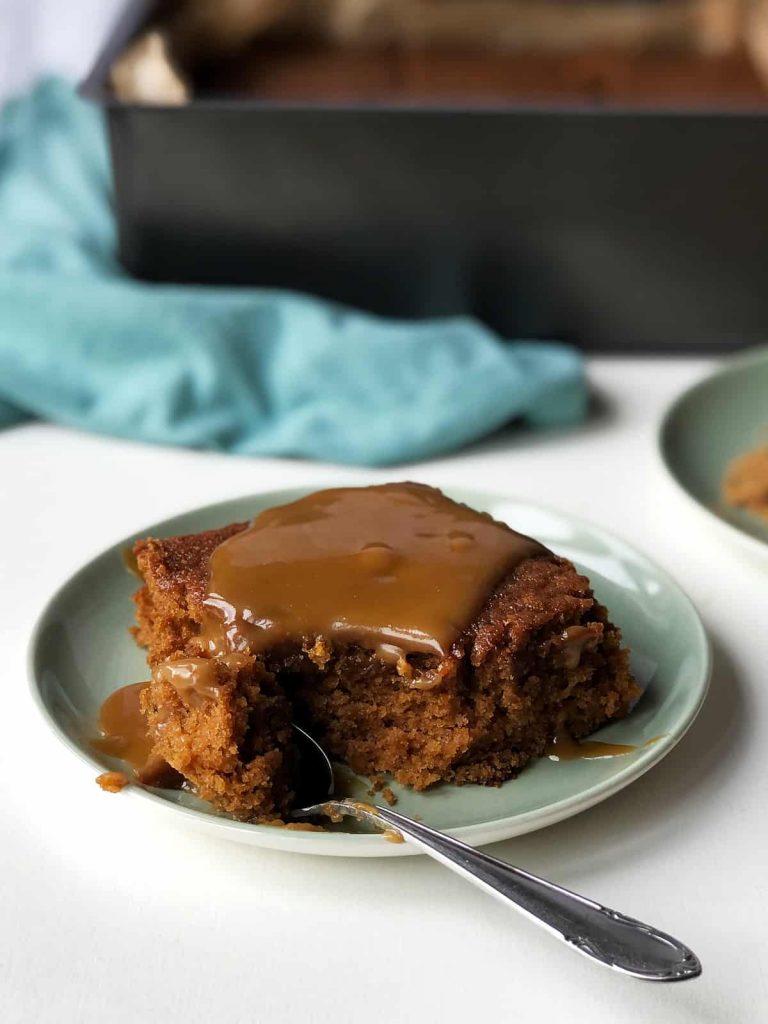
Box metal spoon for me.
[291,726,701,982]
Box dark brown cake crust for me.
[132,522,248,663]
[132,523,640,819]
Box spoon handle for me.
[372,805,701,982]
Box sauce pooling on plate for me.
[545,732,638,761]
[201,483,548,663]
[93,682,181,788]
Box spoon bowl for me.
[291,724,334,808]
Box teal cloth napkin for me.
[0,79,587,466]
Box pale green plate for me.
[29,488,710,857]
[660,346,768,557]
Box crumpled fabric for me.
[0,79,587,465]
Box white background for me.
[0,0,124,102]
[2,358,766,1023]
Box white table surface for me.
[2,356,765,1024]
[0,0,124,102]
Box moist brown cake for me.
[131,484,640,821]
[115,2,768,108]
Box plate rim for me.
[27,486,712,857]
[658,344,768,560]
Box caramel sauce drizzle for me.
[546,732,638,761]
[93,682,181,789]
[201,483,547,665]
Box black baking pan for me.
[82,0,768,352]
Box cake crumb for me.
[305,636,332,668]
[321,802,345,824]
[383,828,404,844]
[368,775,398,804]
[96,771,130,793]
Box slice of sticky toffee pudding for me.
[126,484,639,820]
